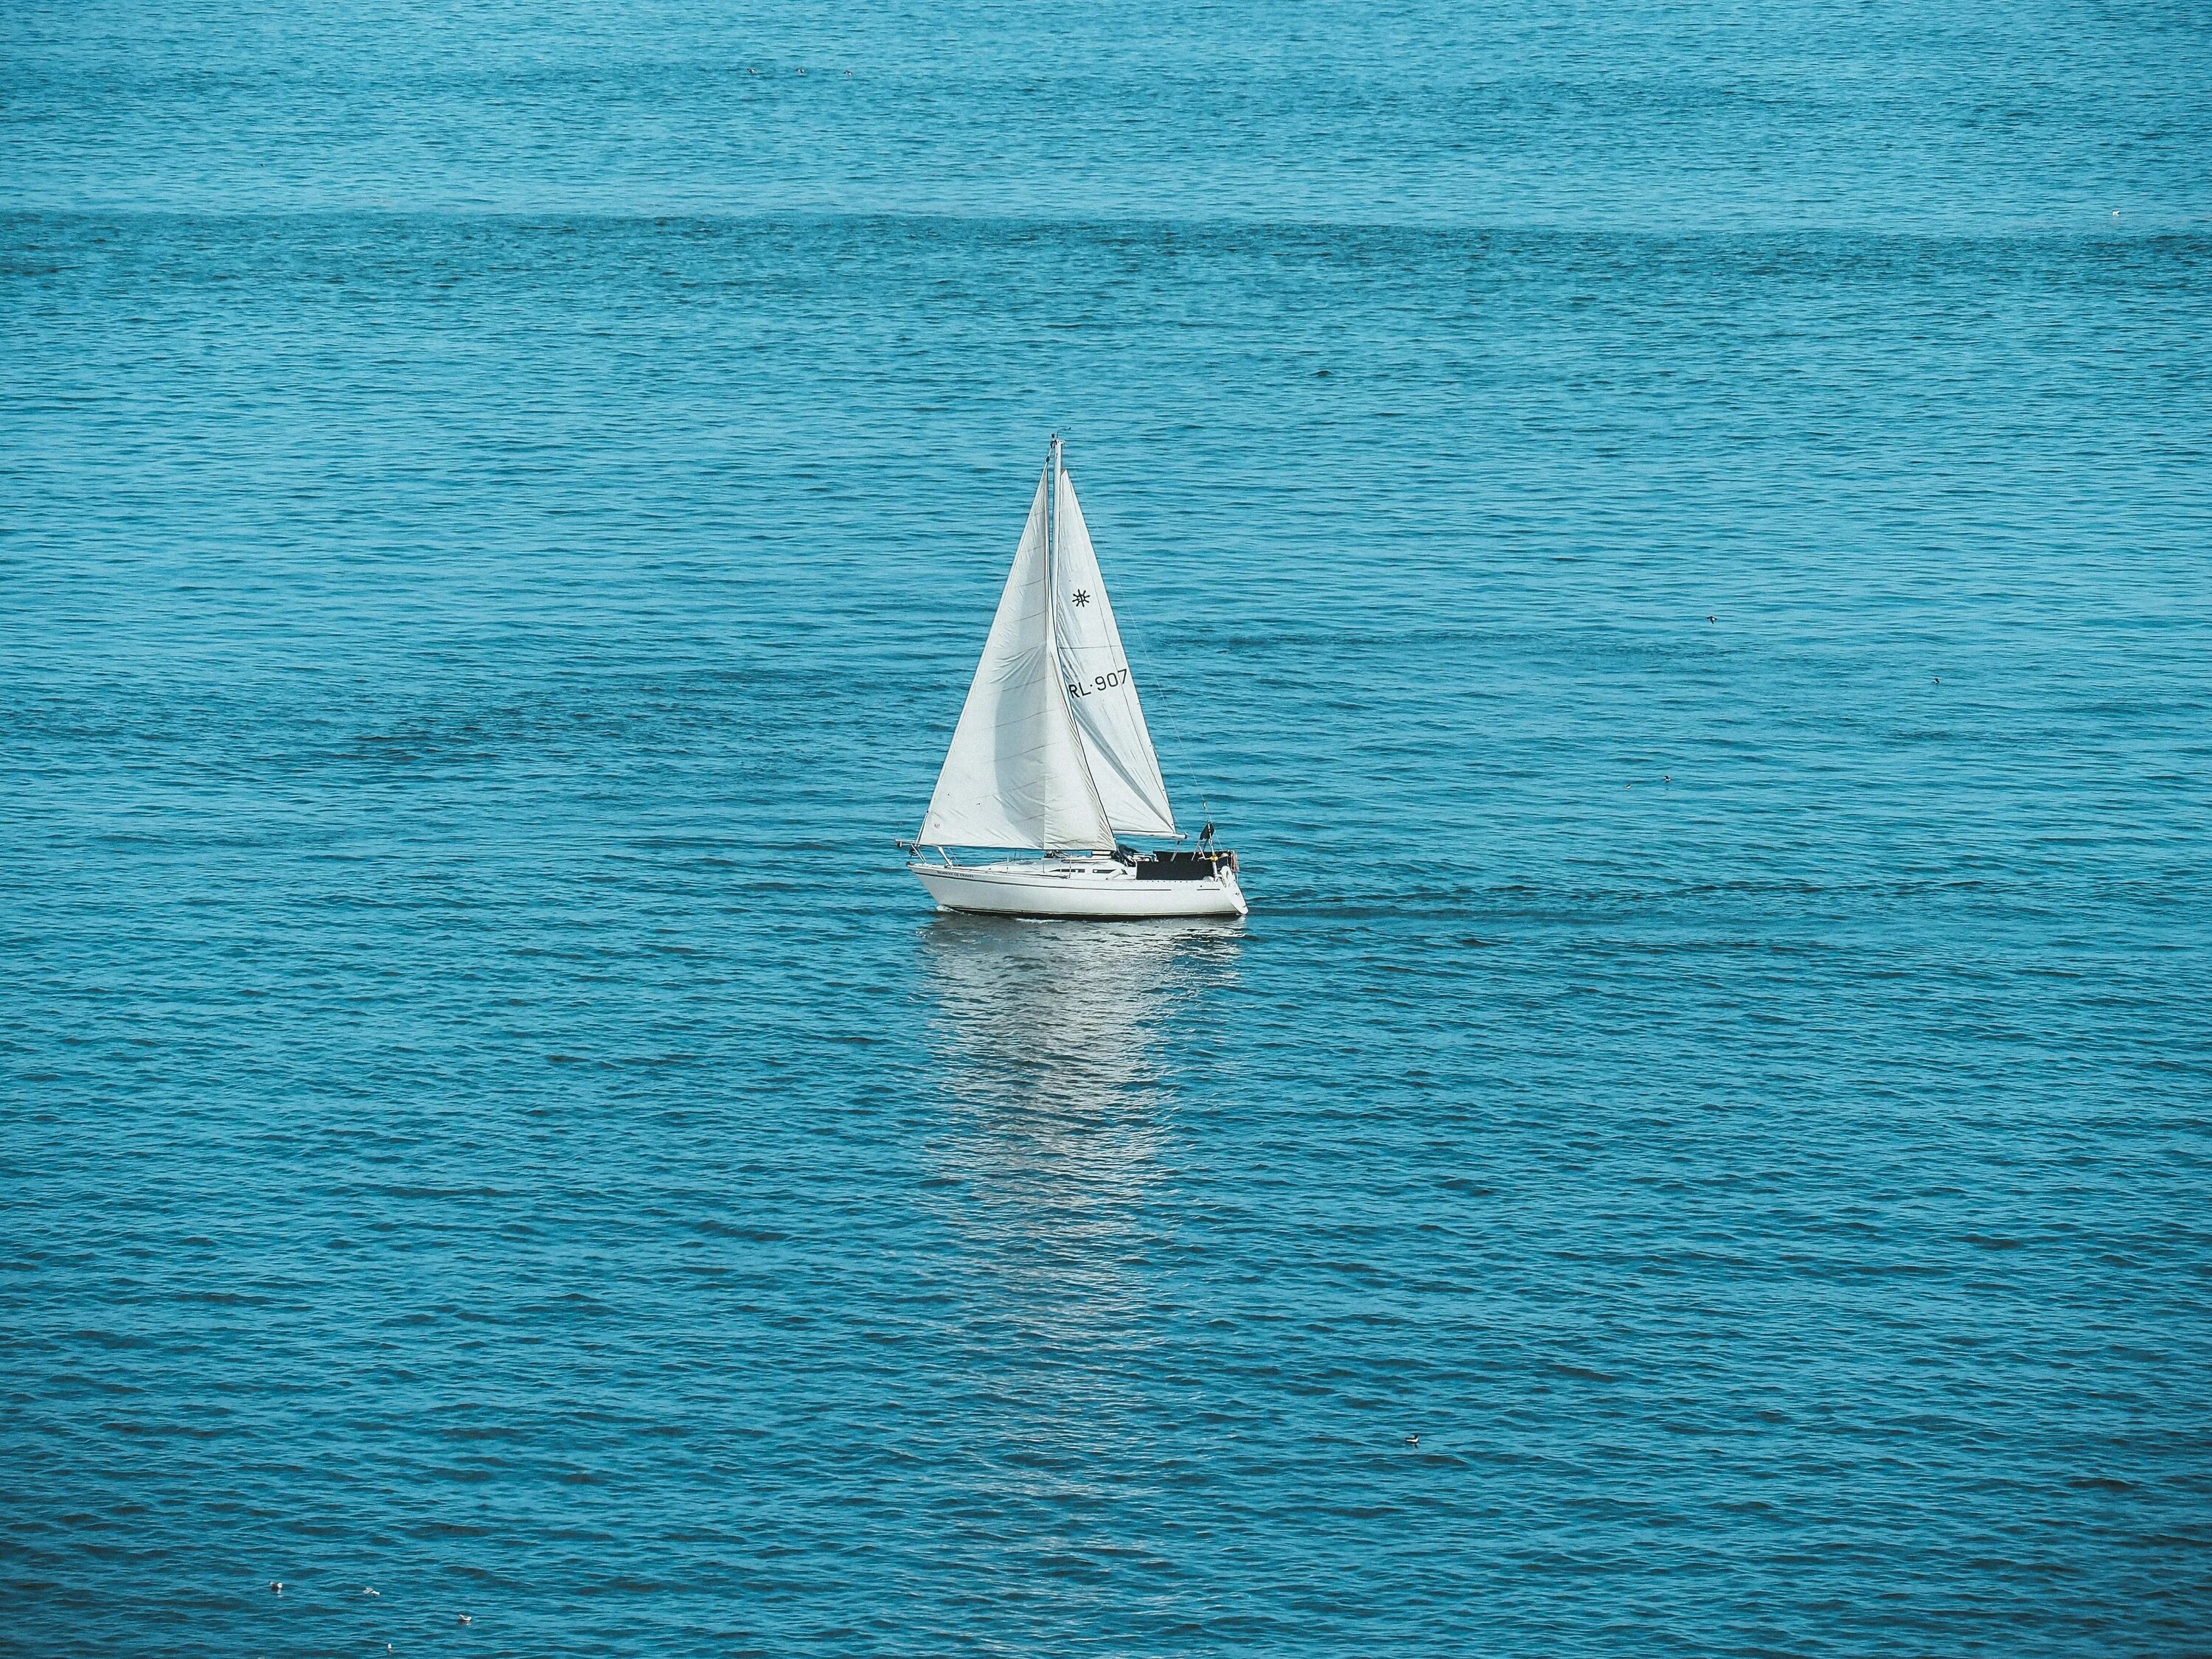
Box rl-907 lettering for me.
[1066,667,1130,699]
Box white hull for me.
[911,858,1248,920]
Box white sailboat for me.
[904,438,1247,920]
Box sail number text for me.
[1067,668,1130,700]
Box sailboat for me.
[903,438,1247,919]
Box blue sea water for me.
[5,2,2211,1653]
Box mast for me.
[1044,436,1059,643]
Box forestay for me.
[918,475,1116,851]
[1051,468,1178,837]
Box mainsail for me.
[918,445,1178,851]
[1051,467,1178,837]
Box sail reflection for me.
[919,914,1243,1332]
[924,914,1240,1105]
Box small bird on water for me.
[1405,1435,1419,1446]
[457,1613,473,1626]
[269,1582,282,1594]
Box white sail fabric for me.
[919,473,1116,851]
[1051,468,1178,837]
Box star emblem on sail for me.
[918,460,1178,850]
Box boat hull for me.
[911,859,1248,920]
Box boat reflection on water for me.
[919,914,1244,1335]
[922,913,1243,1113]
